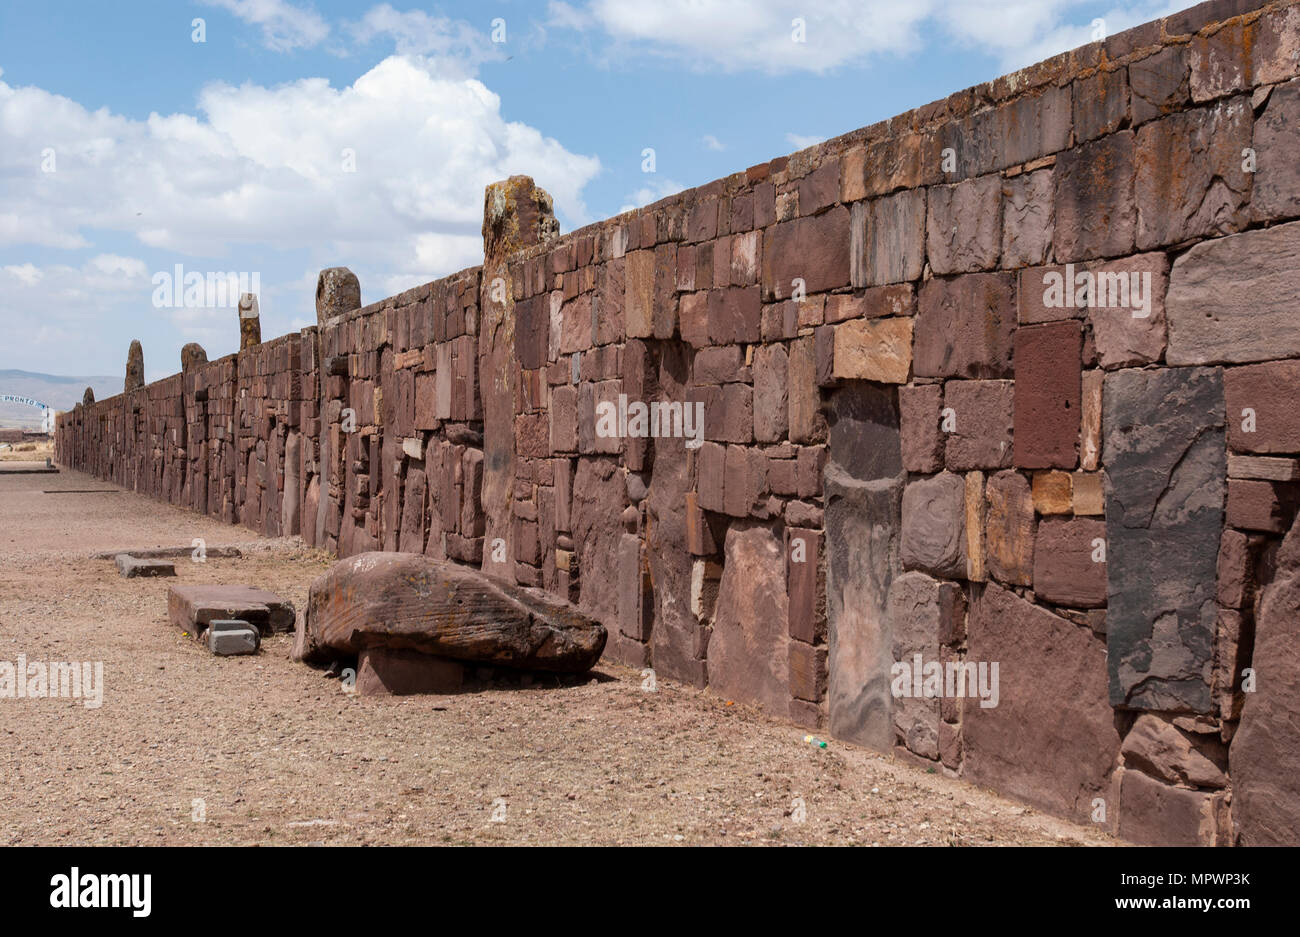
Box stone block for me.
[1033,517,1107,608]
[824,464,903,749]
[964,582,1120,824]
[1224,359,1300,453]
[915,273,1016,379]
[831,317,913,384]
[901,472,967,579]
[1122,714,1228,789]
[899,384,943,474]
[1251,77,1300,223]
[1032,470,1073,515]
[850,190,926,288]
[709,524,789,716]
[1116,768,1226,846]
[1104,366,1225,712]
[207,620,259,656]
[1054,131,1136,262]
[116,555,176,579]
[925,174,1001,275]
[762,206,851,300]
[1134,97,1252,250]
[1001,168,1054,269]
[1130,45,1190,125]
[753,344,789,443]
[356,646,464,696]
[1014,320,1082,470]
[1226,478,1297,533]
[985,469,1035,586]
[943,380,1014,471]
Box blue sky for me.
[0,0,1197,381]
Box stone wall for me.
[56,0,1300,845]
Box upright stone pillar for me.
[478,176,558,582]
[180,342,208,371]
[238,293,261,349]
[313,267,362,553]
[124,339,144,394]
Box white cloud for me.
[619,177,686,214]
[0,56,601,375]
[555,0,1200,74]
[348,4,503,73]
[785,132,826,150]
[0,57,600,274]
[577,0,937,73]
[203,0,331,52]
[701,134,725,151]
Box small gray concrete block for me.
[116,554,176,579]
[208,620,260,656]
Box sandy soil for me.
[0,467,1117,846]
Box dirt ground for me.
[0,440,53,462]
[0,466,1117,846]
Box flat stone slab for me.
[168,584,296,635]
[94,545,243,561]
[116,554,176,579]
[296,552,606,673]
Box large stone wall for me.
[57,0,1300,845]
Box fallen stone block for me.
[297,552,606,673]
[168,584,296,636]
[208,620,260,656]
[357,647,464,696]
[116,555,176,579]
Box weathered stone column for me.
[238,293,261,349]
[125,339,144,393]
[313,267,362,553]
[478,176,558,582]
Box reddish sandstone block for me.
[1032,517,1107,608]
[754,344,789,444]
[694,345,748,385]
[723,445,767,517]
[1134,99,1252,251]
[698,382,753,444]
[786,527,824,644]
[1014,321,1082,470]
[1053,131,1136,262]
[1224,360,1300,454]
[1226,479,1298,533]
[798,160,840,216]
[984,469,1036,587]
[762,206,851,300]
[697,441,726,513]
[899,384,944,474]
[915,274,1016,379]
[944,380,1014,472]
[707,287,762,345]
[925,174,1002,275]
[788,641,827,703]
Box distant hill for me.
[0,369,120,429]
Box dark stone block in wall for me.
[827,382,902,482]
[1104,366,1225,712]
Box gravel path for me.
[0,467,1116,846]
